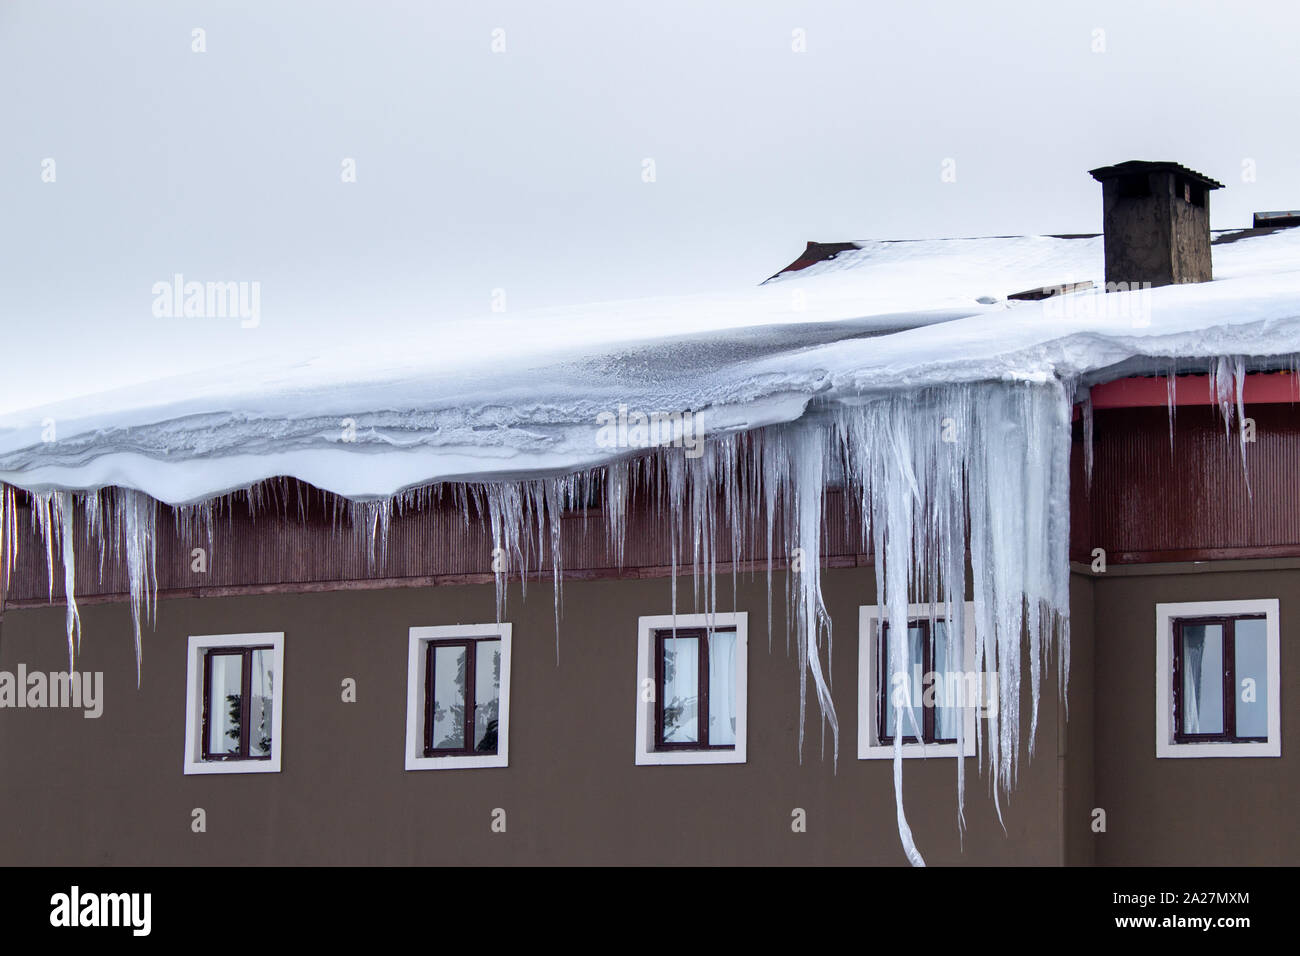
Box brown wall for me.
[1063,571,1096,866]
[0,567,1066,866]
[1090,561,1300,866]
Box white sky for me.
[2,0,1299,410]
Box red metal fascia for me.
[1083,371,1299,410]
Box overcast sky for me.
[3,1,1298,409]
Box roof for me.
[764,241,861,280]
[1087,160,1225,189]
[764,234,1105,281]
[2,227,1299,502]
[1254,210,1300,227]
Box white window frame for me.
[406,623,512,771]
[858,604,979,760]
[1156,599,1280,759]
[635,612,747,766]
[184,632,285,775]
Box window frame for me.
[858,604,979,760]
[200,644,275,761]
[183,632,285,776]
[422,636,503,758]
[1171,615,1267,744]
[405,624,511,771]
[635,612,747,766]
[652,627,737,752]
[1156,600,1280,758]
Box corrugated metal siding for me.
[1072,403,1300,563]
[2,484,870,605]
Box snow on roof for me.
[2,226,1299,504]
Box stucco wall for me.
[1091,562,1299,865]
[0,567,1065,865]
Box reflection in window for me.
[424,638,501,757]
[1174,616,1267,743]
[202,646,275,761]
[1179,623,1224,735]
[655,628,736,751]
[661,635,699,743]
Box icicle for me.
[542,479,564,661]
[28,491,81,668]
[763,431,780,653]
[1080,389,1094,492]
[32,491,56,602]
[603,460,629,570]
[1233,357,1251,496]
[787,425,838,767]
[1165,364,1177,453]
[1207,356,1252,493]
[836,379,1071,859]
[57,493,81,668]
[347,498,392,572]
[121,488,158,684]
[860,394,927,865]
[1209,356,1233,429]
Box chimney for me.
[1088,160,1224,289]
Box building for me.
[1,162,1298,866]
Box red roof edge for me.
[1085,371,1299,409]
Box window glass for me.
[932,621,958,741]
[661,635,699,744]
[883,625,925,741]
[473,640,502,753]
[708,630,737,746]
[430,644,468,750]
[248,648,274,757]
[1181,623,1224,735]
[1234,619,1268,738]
[206,652,244,756]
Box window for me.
[425,638,502,756]
[636,613,747,765]
[876,619,957,745]
[406,624,511,770]
[655,628,737,751]
[1156,600,1280,758]
[184,633,284,775]
[858,604,979,760]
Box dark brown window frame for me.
[876,619,957,746]
[201,644,274,761]
[1172,614,1268,744]
[423,636,502,758]
[653,627,737,752]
